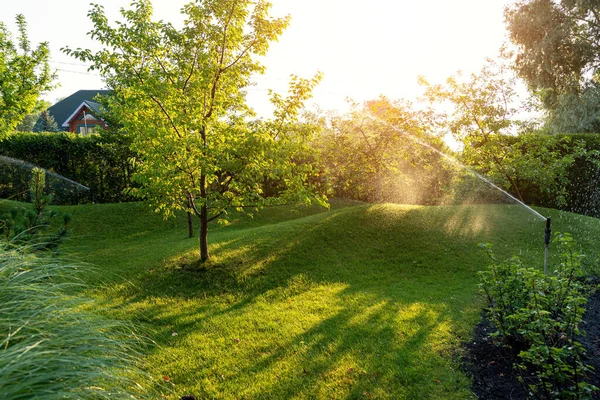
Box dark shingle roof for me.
[34,90,111,132]
[84,100,104,116]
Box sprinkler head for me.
[544,218,552,246]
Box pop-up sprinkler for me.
[544,217,552,274]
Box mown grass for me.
[19,200,600,399]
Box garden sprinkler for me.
[544,217,551,275]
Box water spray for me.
[544,217,551,275]
[362,112,553,274]
[0,155,91,204]
[0,155,91,192]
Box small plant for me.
[479,234,598,399]
[0,167,71,250]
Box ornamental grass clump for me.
[0,243,158,399]
[479,234,598,399]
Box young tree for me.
[0,15,55,136]
[421,58,583,207]
[420,59,525,198]
[65,0,324,261]
[317,97,450,204]
[37,110,59,132]
[16,100,51,132]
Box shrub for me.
[479,234,598,399]
[0,131,137,203]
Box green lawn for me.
[38,201,600,398]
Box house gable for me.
[63,101,107,135]
[34,89,111,133]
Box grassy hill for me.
[8,199,600,399]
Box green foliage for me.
[37,109,59,132]
[64,0,324,261]
[0,15,55,136]
[316,97,452,204]
[421,58,526,201]
[554,134,600,218]
[421,59,583,208]
[0,244,159,399]
[547,86,600,133]
[505,1,600,133]
[16,99,51,132]
[0,168,71,250]
[502,133,584,208]
[0,131,136,203]
[505,0,600,108]
[479,235,598,399]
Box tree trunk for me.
[199,124,209,261]
[374,164,384,203]
[199,204,209,261]
[186,198,194,238]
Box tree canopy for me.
[0,15,55,136]
[65,0,324,261]
[505,0,600,131]
[505,0,599,99]
[316,97,450,204]
[421,59,582,207]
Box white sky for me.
[3,0,515,117]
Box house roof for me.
[60,100,107,128]
[34,89,111,132]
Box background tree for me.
[505,0,600,132]
[0,15,55,136]
[543,83,600,133]
[37,110,59,132]
[421,58,582,207]
[65,0,324,261]
[420,59,525,198]
[16,99,51,132]
[317,97,451,204]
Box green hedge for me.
[0,131,136,204]
[556,134,600,217]
[467,133,600,218]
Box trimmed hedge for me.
[557,134,600,217]
[0,131,136,204]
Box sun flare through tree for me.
[65,0,324,261]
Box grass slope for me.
[42,201,600,398]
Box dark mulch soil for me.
[463,287,600,399]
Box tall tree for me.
[16,99,50,131]
[37,110,59,132]
[65,0,324,261]
[0,15,55,136]
[505,0,600,107]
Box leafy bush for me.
[0,131,136,203]
[479,235,598,399]
[0,244,160,399]
[557,134,600,218]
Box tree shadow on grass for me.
[217,292,471,399]
[97,203,546,398]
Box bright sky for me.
[3,0,515,116]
